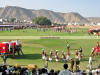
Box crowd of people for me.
[41,42,100,72]
[0,63,100,75]
[42,49,83,72]
[0,41,100,75]
[42,45,84,71]
[42,45,83,61]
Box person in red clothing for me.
[49,50,53,61]
[95,42,100,56]
[1,42,8,65]
[62,51,66,62]
[91,42,100,57]
[55,50,59,62]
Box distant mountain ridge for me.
[87,17,100,23]
[0,6,99,24]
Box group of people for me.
[41,42,100,71]
[42,48,83,62]
[10,40,23,56]
[42,50,67,62]
[0,63,100,75]
[42,41,97,72]
[0,40,23,65]
[42,49,81,72]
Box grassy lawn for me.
[0,28,100,71]
[0,28,89,36]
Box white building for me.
[97,23,100,26]
[0,19,3,22]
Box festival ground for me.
[0,29,100,71]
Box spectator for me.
[81,70,86,75]
[48,69,55,75]
[74,70,82,75]
[0,66,2,75]
[98,64,100,72]
[32,69,37,75]
[58,64,71,75]
[95,64,100,75]
[41,68,48,75]
[95,71,99,75]
[89,72,92,75]
[37,68,42,75]
[55,70,60,75]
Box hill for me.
[0,6,35,21]
[87,17,100,23]
[64,12,89,23]
[32,9,65,24]
[0,6,96,24]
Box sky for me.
[0,0,100,17]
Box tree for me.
[10,18,16,22]
[32,16,51,26]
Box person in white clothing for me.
[8,40,11,52]
[16,40,20,46]
[89,56,92,69]
[87,55,92,69]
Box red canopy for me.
[0,42,8,54]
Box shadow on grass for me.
[9,54,41,60]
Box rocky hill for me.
[0,6,35,21]
[87,17,100,23]
[32,9,65,24]
[0,6,98,24]
[64,12,89,23]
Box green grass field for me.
[0,28,100,71]
[0,28,89,36]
